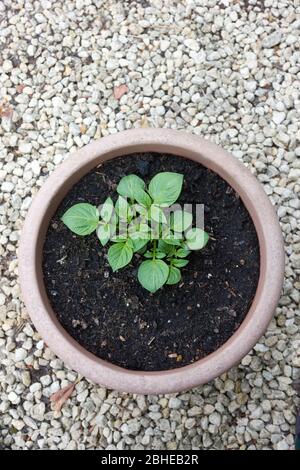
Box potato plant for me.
[61,172,209,293]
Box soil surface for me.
[42,153,260,371]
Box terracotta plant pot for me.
[19,129,284,394]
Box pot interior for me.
[41,152,260,372]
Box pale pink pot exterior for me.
[19,129,285,394]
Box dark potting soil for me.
[42,153,260,371]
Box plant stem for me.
[152,239,157,260]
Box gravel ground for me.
[0,0,299,450]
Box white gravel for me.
[0,0,299,450]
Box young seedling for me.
[61,172,209,293]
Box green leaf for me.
[136,244,148,255]
[143,250,153,258]
[171,210,193,233]
[117,174,145,200]
[97,223,110,246]
[138,259,169,293]
[155,252,166,259]
[139,223,151,234]
[131,237,149,253]
[176,247,191,258]
[166,266,181,285]
[111,234,127,243]
[129,224,150,253]
[148,172,183,206]
[161,227,183,245]
[100,197,114,223]
[115,196,132,221]
[128,222,140,237]
[107,242,133,272]
[107,212,117,237]
[186,228,209,250]
[149,204,167,224]
[61,203,99,236]
[172,258,189,268]
[135,187,152,207]
[133,204,148,218]
[126,238,134,249]
[163,237,182,246]
[129,223,150,239]
[158,239,173,254]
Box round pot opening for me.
[19,129,284,394]
[42,151,260,373]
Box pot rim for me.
[19,128,285,394]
